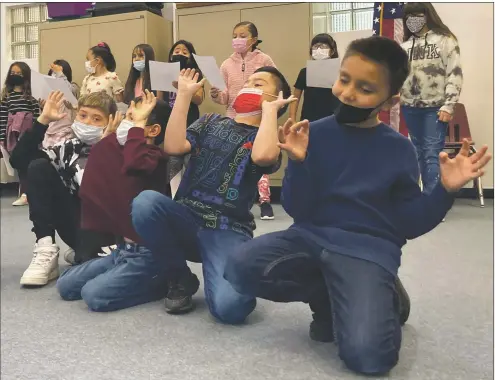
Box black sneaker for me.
[164,272,200,314]
[260,202,275,220]
[309,313,335,343]
[396,277,410,326]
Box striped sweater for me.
[212,49,276,118]
[0,91,40,142]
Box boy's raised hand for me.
[177,68,205,97]
[38,91,67,125]
[130,90,156,127]
[277,118,309,162]
[102,111,124,139]
[262,91,297,113]
[440,139,492,192]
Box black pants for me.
[26,158,114,263]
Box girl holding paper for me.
[210,21,276,221]
[0,61,40,206]
[289,33,340,123]
[123,44,163,104]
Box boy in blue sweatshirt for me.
[225,36,491,375]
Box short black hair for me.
[310,33,339,58]
[344,36,410,96]
[133,97,172,146]
[253,66,291,118]
[48,59,73,83]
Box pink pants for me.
[258,174,271,204]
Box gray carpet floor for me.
[1,194,493,380]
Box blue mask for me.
[133,60,146,72]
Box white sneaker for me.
[20,237,60,286]
[12,194,28,206]
[63,248,76,265]
[98,245,117,257]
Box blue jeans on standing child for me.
[131,190,256,325]
[56,243,168,312]
[225,228,401,375]
[401,106,448,194]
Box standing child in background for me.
[289,33,340,122]
[123,44,163,104]
[210,21,276,220]
[41,59,80,148]
[164,40,204,191]
[400,2,463,196]
[0,62,40,207]
[81,42,124,102]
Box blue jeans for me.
[225,228,401,375]
[401,106,448,194]
[131,190,256,325]
[56,244,168,312]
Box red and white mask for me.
[232,88,265,116]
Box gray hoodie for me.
[400,31,463,115]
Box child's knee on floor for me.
[206,285,256,325]
[56,269,83,301]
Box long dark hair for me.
[310,33,339,58]
[89,42,117,72]
[47,59,73,82]
[168,40,197,64]
[123,44,155,104]
[1,61,32,100]
[234,21,262,51]
[403,3,457,41]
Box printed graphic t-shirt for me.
[175,114,281,237]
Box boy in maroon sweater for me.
[56,91,172,312]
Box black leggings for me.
[26,158,114,263]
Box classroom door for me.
[39,25,90,87]
[90,17,146,84]
[177,10,241,116]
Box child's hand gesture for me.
[262,91,297,113]
[102,111,124,139]
[130,90,156,128]
[38,91,67,125]
[277,118,310,162]
[177,68,205,97]
[440,139,492,192]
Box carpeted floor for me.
[1,193,493,380]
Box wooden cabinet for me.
[176,2,312,186]
[39,11,173,90]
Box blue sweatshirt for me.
[282,116,455,275]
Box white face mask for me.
[85,60,96,74]
[312,48,330,60]
[116,119,135,146]
[71,120,103,145]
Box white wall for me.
[0,3,39,83]
[330,3,494,188]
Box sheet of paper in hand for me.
[149,61,180,93]
[306,58,340,89]
[192,54,226,91]
[31,71,78,104]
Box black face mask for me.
[7,74,24,86]
[171,54,192,70]
[333,97,386,124]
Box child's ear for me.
[381,94,400,112]
[147,123,161,138]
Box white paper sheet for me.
[149,61,180,93]
[192,54,226,91]
[0,145,15,177]
[31,71,78,104]
[306,59,341,89]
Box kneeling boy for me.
[225,36,492,375]
[131,67,294,323]
[56,91,172,312]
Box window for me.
[10,4,48,60]
[312,3,374,34]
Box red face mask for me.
[232,88,264,116]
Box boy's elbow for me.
[251,153,279,167]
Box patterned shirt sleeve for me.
[0,97,8,142]
[440,37,463,115]
[109,73,124,95]
[186,114,215,151]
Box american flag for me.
[372,2,409,137]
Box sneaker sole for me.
[260,216,275,220]
[165,300,196,315]
[12,203,28,207]
[20,268,60,286]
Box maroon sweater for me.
[79,127,170,243]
